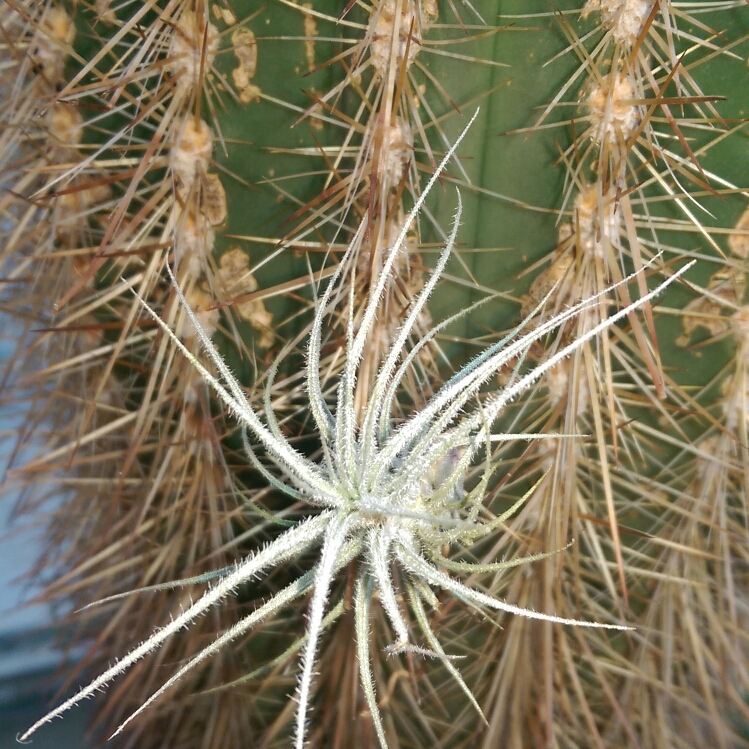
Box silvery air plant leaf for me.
[19,110,694,749]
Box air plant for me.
[18,113,695,749]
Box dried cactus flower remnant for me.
[198,173,227,226]
[182,286,220,341]
[231,28,261,103]
[218,248,274,349]
[95,0,116,24]
[677,268,746,346]
[522,247,574,318]
[212,4,237,25]
[47,102,83,147]
[729,204,749,258]
[302,4,318,73]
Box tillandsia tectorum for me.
[19,113,693,749]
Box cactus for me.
[2,1,748,748]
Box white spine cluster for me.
[583,0,653,46]
[369,0,438,78]
[585,72,640,147]
[29,6,75,85]
[172,116,213,195]
[167,11,220,92]
[376,117,413,187]
[575,184,622,260]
